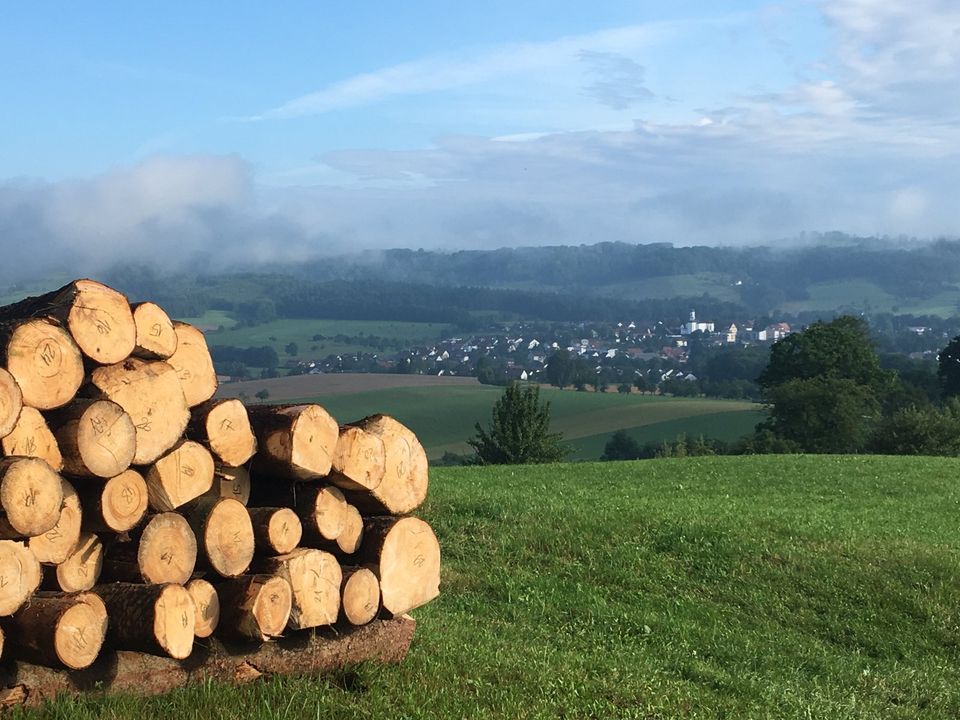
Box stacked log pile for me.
[0,279,440,681]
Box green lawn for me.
[192,318,453,359]
[28,455,960,718]
[291,385,761,460]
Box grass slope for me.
[30,455,960,719]
[289,385,760,460]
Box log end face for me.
[6,319,84,410]
[205,498,255,578]
[342,568,380,626]
[290,405,339,478]
[169,323,218,408]
[56,532,103,592]
[76,400,136,478]
[378,517,441,617]
[186,578,220,638]
[254,576,293,638]
[268,507,302,555]
[0,457,64,536]
[54,593,108,670]
[0,540,41,616]
[101,469,149,532]
[132,301,178,359]
[154,584,196,660]
[206,400,257,466]
[139,513,198,585]
[67,280,137,364]
[0,368,23,438]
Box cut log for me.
[339,567,380,626]
[144,440,215,512]
[5,591,108,669]
[101,512,197,585]
[186,578,219,638]
[87,358,190,465]
[253,548,341,630]
[207,465,251,505]
[96,582,195,659]
[130,302,177,360]
[357,516,440,617]
[167,322,217,407]
[0,540,42,615]
[187,398,256,466]
[184,497,255,578]
[296,485,347,542]
[216,574,292,641]
[75,469,149,533]
[0,279,136,365]
[52,532,103,592]
[248,507,301,555]
[341,415,429,515]
[248,404,339,480]
[0,368,23,439]
[0,319,84,411]
[334,504,364,555]
[46,399,136,478]
[28,479,81,564]
[0,406,63,472]
[328,425,385,492]
[0,457,63,537]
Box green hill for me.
[34,455,960,719]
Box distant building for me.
[680,310,715,336]
[725,323,738,343]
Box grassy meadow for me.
[25,455,960,719]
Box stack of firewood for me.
[0,280,439,671]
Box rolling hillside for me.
[30,455,960,718]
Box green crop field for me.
[281,385,763,460]
[191,318,453,359]
[29,455,960,718]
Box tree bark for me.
[183,497,254,578]
[355,516,440,617]
[46,399,136,478]
[166,322,218,408]
[0,540,41,616]
[341,415,429,515]
[252,548,341,630]
[0,368,23,439]
[0,457,63,537]
[215,574,292,641]
[206,465,251,505]
[339,566,380,626]
[95,582,195,659]
[185,578,219,639]
[75,469,149,533]
[100,512,197,585]
[247,404,339,481]
[4,591,108,669]
[28,479,81,565]
[0,279,136,365]
[0,406,63,472]
[247,507,301,555]
[144,440,215,512]
[86,358,190,465]
[187,398,257,467]
[130,302,177,360]
[327,425,385,492]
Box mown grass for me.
[297,385,760,460]
[21,455,960,718]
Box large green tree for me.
[468,383,567,465]
[937,335,960,399]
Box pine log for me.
[206,465,251,505]
[253,548,341,630]
[248,507,301,555]
[5,591,108,669]
[356,516,440,617]
[0,368,23,439]
[339,566,380,626]
[248,404,339,480]
[0,319,84,411]
[144,440,215,512]
[296,485,348,542]
[100,512,197,585]
[28,479,81,564]
[0,540,41,616]
[341,415,429,515]
[184,497,254,578]
[0,279,136,364]
[328,426,385,492]
[334,504,364,555]
[46,399,136,478]
[96,582,195,659]
[0,457,63,537]
[86,358,190,465]
[130,302,177,360]
[52,532,103,592]
[0,624,3,660]
[75,469,149,533]
[167,322,217,408]
[216,574,292,641]
[0,406,63,471]
[187,398,256,466]
[185,578,219,639]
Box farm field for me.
[219,376,763,460]
[193,318,453,359]
[30,455,960,718]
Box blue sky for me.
[1,0,958,274]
